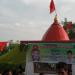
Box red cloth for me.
[0,42,7,52]
[50,0,55,13]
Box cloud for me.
[0,0,75,41]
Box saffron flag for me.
[50,0,55,13]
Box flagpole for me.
[54,0,58,20]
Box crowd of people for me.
[0,69,25,75]
[0,65,25,75]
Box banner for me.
[26,42,75,74]
[27,42,75,64]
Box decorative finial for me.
[54,14,58,22]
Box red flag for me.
[50,0,55,13]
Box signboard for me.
[26,42,74,74]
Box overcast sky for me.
[0,0,75,41]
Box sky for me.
[0,0,75,41]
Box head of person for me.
[67,50,73,59]
[39,73,44,75]
[7,70,13,75]
[0,72,2,75]
[56,62,68,75]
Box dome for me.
[42,16,69,41]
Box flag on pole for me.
[50,0,55,13]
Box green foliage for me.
[0,44,27,72]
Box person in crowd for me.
[56,62,71,75]
[3,70,13,75]
[39,73,44,75]
[8,70,13,75]
[0,72,2,75]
